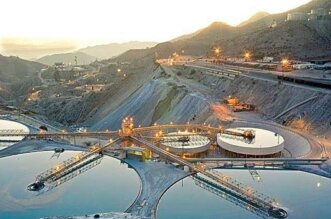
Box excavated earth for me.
[88,64,331,139]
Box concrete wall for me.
[159,142,210,155]
[217,138,284,156]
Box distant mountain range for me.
[36,52,97,66]
[78,41,157,60]
[36,41,157,65]
[117,0,331,62]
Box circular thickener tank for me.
[217,127,284,156]
[0,119,30,144]
[160,131,210,154]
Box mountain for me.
[37,52,97,66]
[0,54,45,83]
[78,41,158,60]
[115,0,331,61]
[172,12,269,43]
[170,22,236,56]
[216,0,331,59]
[0,54,45,102]
[237,12,270,27]
[171,28,204,42]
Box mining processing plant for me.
[1,116,330,219]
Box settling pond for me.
[0,151,140,219]
[158,169,331,219]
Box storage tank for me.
[309,8,328,20]
[287,12,307,21]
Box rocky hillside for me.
[26,61,158,125]
[91,67,213,130]
[237,12,270,27]
[0,55,44,83]
[220,19,331,60]
[90,64,331,138]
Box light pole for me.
[215,48,220,57]
[281,58,289,72]
[244,52,251,62]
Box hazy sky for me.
[0,0,311,58]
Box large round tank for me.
[159,131,210,155]
[0,119,30,150]
[0,119,29,142]
[217,127,284,156]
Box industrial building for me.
[287,12,307,21]
[309,8,328,20]
[123,146,152,161]
[287,7,330,21]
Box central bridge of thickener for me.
[27,139,119,192]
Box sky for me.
[0,0,311,58]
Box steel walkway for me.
[186,158,327,168]
[28,139,119,191]
[193,175,270,218]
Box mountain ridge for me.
[78,41,158,60]
[36,51,96,66]
[115,0,331,61]
[237,11,270,27]
[35,41,158,65]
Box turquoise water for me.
[0,151,140,219]
[158,169,331,219]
